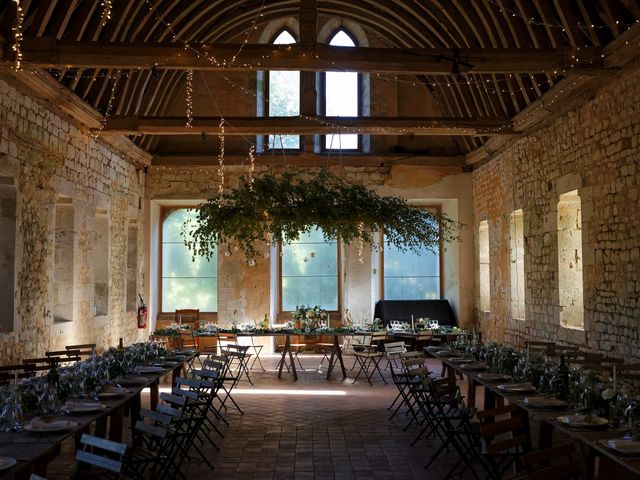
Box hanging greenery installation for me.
[184,169,461,260]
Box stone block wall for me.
[473,67,640,360]
[0,77,146,364]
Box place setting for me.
[24,416,79,434]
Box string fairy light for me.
[89,70,120,139]
[217,119,225,195]
[100,0,113,27]
[185,69,194,128]
[248,144,256,189]
[357,222,365,264]
[11,0,24,71]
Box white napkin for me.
[30,417,71,430]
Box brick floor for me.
[47,354,477,479]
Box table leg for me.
[130,393,142,446]
[484,387,497,411]
[94,416,108,438]
[326,335,346,380]
[150,379,159,410]
[278,335,290,379]
[287,337,298,381]
[467,377,477,408]
[109,404,125,442]
[538,419,554,449]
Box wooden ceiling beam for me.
[2,37,609,75]
[98,115,515,137]
[152,152,467,168]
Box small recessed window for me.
[557,190,584,329]
[478,221,490,312]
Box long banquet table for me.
[429,349,640,478]
[0,354,192,479]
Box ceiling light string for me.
[248,144,256,190]
[90,70,120,139]
[11,0,24,71]
[217,118,225,196]
[185,69,194,128]
[100,0,113,27]
[485,0,638,30]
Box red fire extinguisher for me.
[137,294,148,329]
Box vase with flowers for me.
[292,305,328,331]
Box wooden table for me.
[430,349,640,478]
[0,354,190,479]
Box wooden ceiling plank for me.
[577,0,602,46]
[98,115,514,137]
[552,0,578,48]
[532,0,563,48]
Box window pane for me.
[384,277,439,301]
[268,31,299,149]
[162,209,217,312]
[281,227,338,311]
[383,210,440,300]
[162,278,217,312]
[325,31,358,150]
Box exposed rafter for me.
[98,115,515,136]
[1,37,609,75]
[153,152,466,168]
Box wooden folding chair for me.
[0,364,35,384]
[46,349,81,365]
[477,404,530,478]
[75,433,127,479]
[352,331,388,386]
[65,343,97,360]
[22,357,61,375]
[518,443,582,480]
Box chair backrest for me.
[22,357,60,372]
[0,364,35,384]
[46,349,81,364]
[521,443,582,480]
[617,364,640,381]
[478,404,529,457]
[65,344,96,359]
[75,433,126,474]
[30,474,48,480]
[174,309,200,328]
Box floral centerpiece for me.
[292,305,328,330]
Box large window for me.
[268,30,300,150]
[280,228,339,313]
[383,208,441,300]
[161,208,217,312]
[325,30,358,150]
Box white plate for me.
[523,396,568,408]
[26,419,78,433]
[62,402,108,414]
[115,376,148,386]
[497,383,537,393]
[477,373,512,382]
[460,363,488,371]
[557,414,609,428]
[97,387,129,399]
[0,457,16,471]
[606,439,640,455]
[135,366,165,374]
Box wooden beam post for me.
[300,0,317,153]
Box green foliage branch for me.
[184,169,461,260]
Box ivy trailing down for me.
[184,169,461,260]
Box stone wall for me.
[473,67,640,360]
[0,77,146,364]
